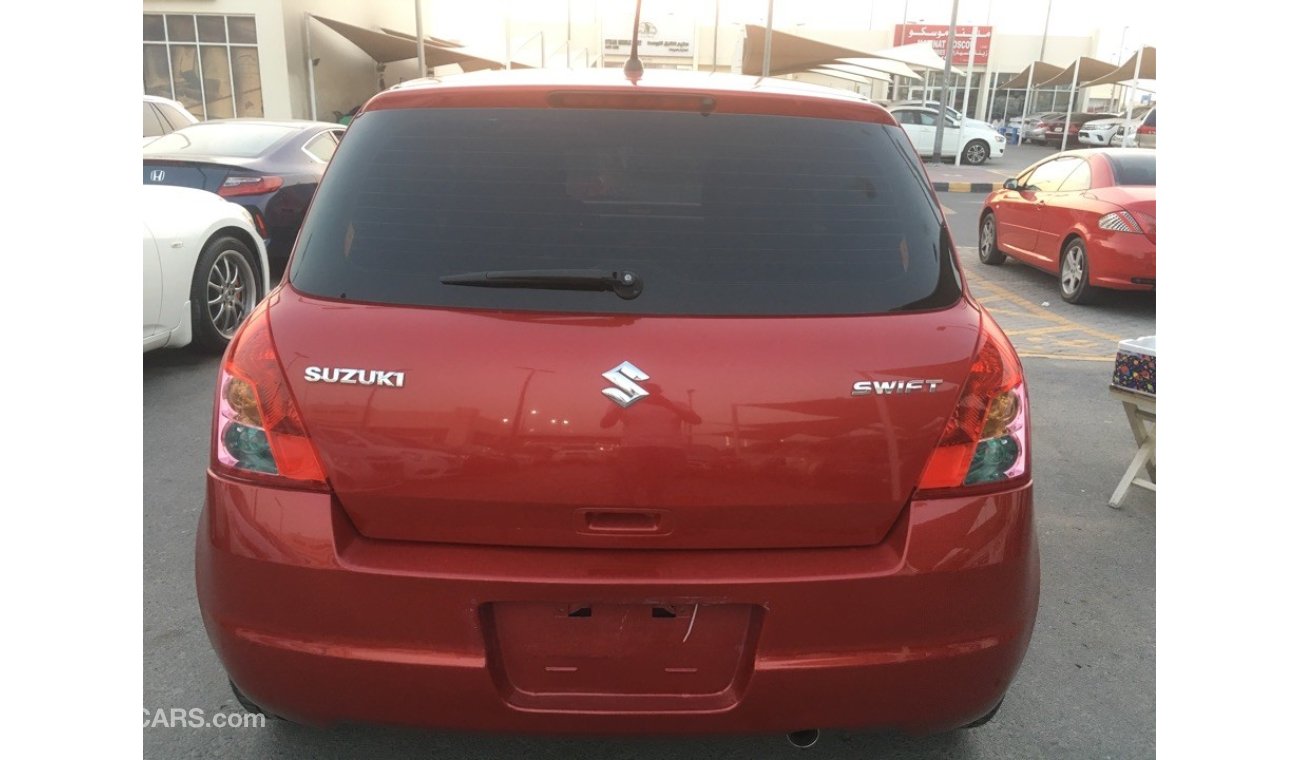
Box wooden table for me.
[1108,386,1156,508]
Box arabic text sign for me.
[603,18,694,58]
[893,25,993,66]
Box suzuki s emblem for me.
[150,169,166,182]
[602,361,650,408]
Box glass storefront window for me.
[141,14,261,120]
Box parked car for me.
[890,106,1007,164]
[1129,107,1156,149]
[197,70,1038,738]
[1024,112,1119,146]
[1077,106,1153,148]
[143,94,199,145]
[978,149,1155,304]
[1008,111,1061,132]
[143,119,345,269]
[142,185,269,352]
[890,100,995,129]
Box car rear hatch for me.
[142,157,254,192]
[274,95,978,550]
[271,294,979,550]
[142,121,297,191]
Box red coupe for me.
[979,149,1155,303]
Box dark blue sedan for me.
[143,120,345,270]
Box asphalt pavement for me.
[144,196,1155,759]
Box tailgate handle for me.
[577,509,670,535]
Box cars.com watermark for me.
[144,708,266,729]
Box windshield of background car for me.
[144,124,297,157]
[289,107,961,316]
[1106,153,1156,186]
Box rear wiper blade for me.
[439,268,643,300]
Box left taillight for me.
[212,301,328,490]
[218,174,283,198]
[916,315,1029,495]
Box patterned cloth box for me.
[1111,336,1155,396]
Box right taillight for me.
[212,300,327,490]
[1137,124,1155,135]
[917,316,1029,495]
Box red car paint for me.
[981,149,1156,293]
[196,70,1039,736]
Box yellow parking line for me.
[967,275,1124,343]
[1017,352,1115,362]
[1004,324,1090,338]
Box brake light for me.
[916,317,1029,494]
[1137,124,1155,135]
[212,301,327,489]
[546,91,717,113]
[218,175,283,198]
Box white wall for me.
[143,0,294,120]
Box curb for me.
[931,181,995,194]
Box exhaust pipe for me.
[786,729,820,749]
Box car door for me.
[939,115,963,156]
[1032,157,1090,264]
[893,109,936,155]
[143,221,164,343]
[996,159,1069,257]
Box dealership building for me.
[143,2,1127,127]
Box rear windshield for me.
[289,107,960,316]
[1106,153,1156,186]
[144,123,296,157]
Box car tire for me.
[962,697,1004,729]
[963,140,990,165]
[229,680,282,720]
[978,212,1007,265]
[191,235,261,354]
[1059,237,1098,304]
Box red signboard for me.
[893,25,992,66]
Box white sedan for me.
[143,185,270,353]
[889,106,1006,165]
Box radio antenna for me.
[623,0,644,81]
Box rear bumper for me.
[1089,230,1157,291]
[196,472,1039,735]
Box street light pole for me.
[1039,0,1052,60]
[955,24,976,166]
[712,0,719,71]
[931,0,960,162]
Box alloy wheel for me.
[206,250,256,339]
[1060,244,1086,296]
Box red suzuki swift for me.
[196,69,1039,741]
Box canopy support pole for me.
[1061,59,1079,152]
[1123,46,1144,145]
[414,0,427,76]
[304,13,317,121]
[1017,61,1034,145]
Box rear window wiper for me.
[439,268,643,300]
